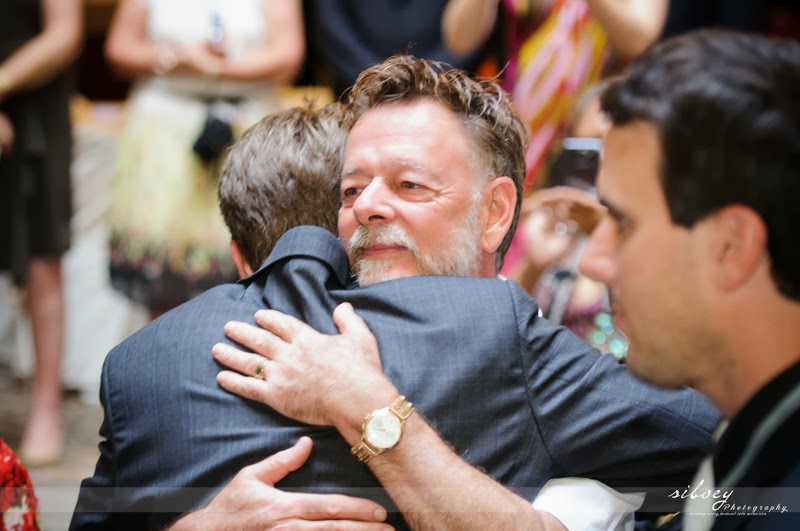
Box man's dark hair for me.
[602,30,800,300]
[219,103,347,270]
[343,55,529,270]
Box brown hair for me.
[218,103,347,269]
[343,55,529,267]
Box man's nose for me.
[353,179,396,226]
[579,218,616,285]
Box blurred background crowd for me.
[1,0,799,527]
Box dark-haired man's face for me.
[580,121,719,389]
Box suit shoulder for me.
[104,283,249,367]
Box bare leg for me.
[19,257,64,466]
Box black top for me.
[308,0,485,95]
[0,0,73,281]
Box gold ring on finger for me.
[253,359,268,380]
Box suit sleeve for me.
[509,282,720,510]
[69,348,145,530]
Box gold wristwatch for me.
[351,396,415,463]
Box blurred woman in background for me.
[0,0,82,466]
[105,0,304,319]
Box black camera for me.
[549,137,602,192]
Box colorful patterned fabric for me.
[510,0,607,189]
[0,439,38,531]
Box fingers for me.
[287,520,393,530]
[250,437,313,486]
[333,304,381,362]
[287,520,394,531]
[524,190,604,238]
[286,493,389,524]
[213,341,270,374]
[254,309,312,342]
[535,185,598,204]
[332,303,366,335]
[224,320,282,358]
[247,442,391,525]
[216,369,270,404]
[0,112,14,154]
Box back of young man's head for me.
[219,103,347,273]
[601,29,800,301]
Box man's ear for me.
[707,205,767,291]
[481,176,517,254]
[230,240,254,279]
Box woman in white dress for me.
[105,0,304,318]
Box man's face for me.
[338,100,491,285]
[580,121,718,388]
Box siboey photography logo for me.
[671,480,790,516]
[670,480,734,512]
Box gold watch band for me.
[351,443,378,463]
[389,395,415,420]
[351,396,415,463]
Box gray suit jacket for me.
[71,226,720,530]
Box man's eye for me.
[342,187,361,197]
[401,181,421,189]
[611,215,630,234]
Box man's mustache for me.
[347,224,420,262]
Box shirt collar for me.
[242,226,351,287]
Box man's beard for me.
[348,204,483,286]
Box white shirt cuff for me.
[532,477,645,530]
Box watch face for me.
[365,408,402,449]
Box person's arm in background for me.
[0,0,82,102]
[584,0,668,60]
[441,0,501,56]
[0,0,82,154]
[213,0,304,84]
[105,0,304,83]
[442,0,667,61]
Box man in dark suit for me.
[73,59,719,530]
[70,105,392,530]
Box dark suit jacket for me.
[71,227,720,530]
[709,362,800,530]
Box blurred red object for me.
[0,439,38,531]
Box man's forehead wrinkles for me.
[342,167,360,178]
[393,160,428,173]
[342,159,443,182]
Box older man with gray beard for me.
[204,55,720,531]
